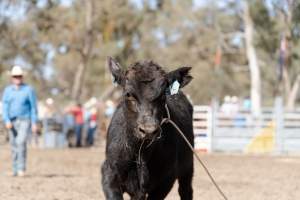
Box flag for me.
[278,34,287,81]
[214,45,222,67]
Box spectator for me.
[86,107,98,146]
[2,65,38,177]
[221,95,231,115]
[65,103,84,147]
[243,96,251,110]
[104,100,116,118]
[230,96,239,114]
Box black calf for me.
[102,58,194,200]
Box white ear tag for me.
[170,80,180,95]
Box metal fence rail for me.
[193,100,300,154]
[193,106,212,152]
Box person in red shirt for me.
[66,103,84,147]
[86,107,98,146]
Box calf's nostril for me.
[139,127,146,134]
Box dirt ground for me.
[1,143,300,200]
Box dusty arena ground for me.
[1,143,300,200]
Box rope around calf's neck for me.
[161,104,228,200]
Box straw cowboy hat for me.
[10,65,24,76]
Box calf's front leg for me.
[102,161,123,200]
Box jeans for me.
[86,126,97,146]
[9,119,31,173]
[74,124,83,147]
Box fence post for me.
[274,97,284,154]
[211,99,218,153]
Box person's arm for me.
[2,87,11,125]
[28,87,38,124]
[65,106,76,115]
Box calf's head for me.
[108,57,192,139]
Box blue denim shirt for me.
[2,84,38,124]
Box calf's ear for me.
[107,57,124,86]
[166,67,192,88]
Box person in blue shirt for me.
[2,65,38,177]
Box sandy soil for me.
[1,144,300,200]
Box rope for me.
[161,104,228,200]
[138,139,146,165]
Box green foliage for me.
[0,0,299,105]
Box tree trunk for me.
[243,1,261,116]
[281,0,297,110]
[286,74,300,110]
[71,0,94,101]
[283,66,291,99]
